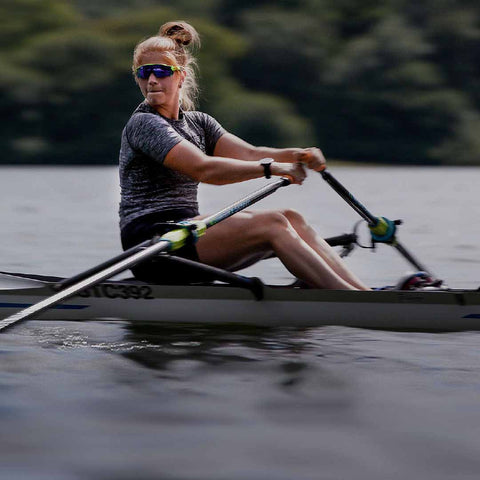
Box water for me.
[1,166,480,479]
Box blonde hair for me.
[132,21,200,111]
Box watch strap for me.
[260,158,274,179]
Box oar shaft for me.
[56,240,151,290]
[0,240,171,330]
[0,178,291,331]
[53,179,290,292]
[393,242,430,273]
[57,178,290,291]
[320,169,435,276]
[321,170,377,225]
[203,177,290,227]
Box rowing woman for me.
[119,21,370,290]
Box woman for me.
[119,21,369,290]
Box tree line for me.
[1,0,480,165]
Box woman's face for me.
[135,51,186,115]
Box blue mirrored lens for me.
[136,65,174,79]
[152,66,173,78]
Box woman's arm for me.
[214,133,327,171]
[164,138,306,185]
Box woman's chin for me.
[146,93,165,105]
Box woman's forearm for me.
[251,146,304,163]
[254,146,327,171]
[197,157,264,185]
[197,156,304,185]
[213,134,303,164]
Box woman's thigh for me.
[195,210,281,271]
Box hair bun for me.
[159,21,200,49]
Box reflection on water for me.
[122,324,308,369]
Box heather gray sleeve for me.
[125,113,183,164]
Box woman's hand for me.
[298,147,327,172]
[272,162,307,185]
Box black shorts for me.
[121,209,210,284]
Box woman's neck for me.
[152,104,180,120]
[147,93,181,120]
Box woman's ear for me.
[179,70,187,88]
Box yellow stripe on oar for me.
[161,220,207,251]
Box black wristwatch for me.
[260,158,275,179]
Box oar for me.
[0,177,291,332]
[320,169,434,276]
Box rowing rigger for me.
[319,169,439,283]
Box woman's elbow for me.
[196,164,229,185]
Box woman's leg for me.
[281,209,370,290]
[195,210,368,290]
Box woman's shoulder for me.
[132,101,156,115]
[127,103,169,128]
[184,110,221,128]
[184,110,209,120]
[130,102,163,120]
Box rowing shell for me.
[1,271,480,331]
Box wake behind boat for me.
[0,270,479,331]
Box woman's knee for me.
[206,210,295,245]
[254,210,291,231]
[247,211,297,245]
[280,208,308,227]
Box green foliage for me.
[0,0,79,48]
[70,0,219,19]
[213,85,315,147]
[1,0,480,164]
[232,2,480,164]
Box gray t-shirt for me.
[119,102,226,230]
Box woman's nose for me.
[148,73,158,83]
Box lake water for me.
[1,166,480,479]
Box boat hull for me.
[0,272,479,331]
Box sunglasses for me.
[135,63,183,79]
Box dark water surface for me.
[1,166,480,479]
